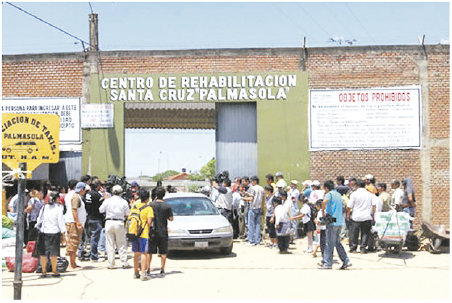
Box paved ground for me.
[2,237,450,300]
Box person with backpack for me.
[127,188,154,281]
[290,196,316,253]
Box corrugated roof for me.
[125,102,215,129]
[125,102,215,110]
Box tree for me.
[152,170,180,182]
[189,158,216,181]
[200,158,215,180]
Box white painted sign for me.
[309,87,422,150]
[81,104,114,128]
[1,98,81,143]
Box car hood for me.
[168,215,230,230]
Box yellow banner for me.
[2,114,60,175]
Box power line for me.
[88,2,94,14]
[344,3,378,45]
[297,4,332,38]
[5,2,92,48]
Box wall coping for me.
[2,44,449,61]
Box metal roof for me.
[124,102,215,129]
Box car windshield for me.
[165,197,219,216]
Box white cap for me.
[290,180,298,185]
[365,174,374,180]
[302,180,312,186]
[275,172,283,177]
[276,179,287,188]
[312,180,321,187]
[112,185,123,195]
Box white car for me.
[165,192,233,254]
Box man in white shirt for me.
[275,172,287,190]
[215,179,233,224]
[346,179,377,254]
[245,176,265,246]
[99,185,130,269]
[390,180,404,209]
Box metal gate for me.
[215,103,257,179]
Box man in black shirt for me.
[149,186,173,275]
[85,180,107,261]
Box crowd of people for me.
[6,171,416,275]
[6,175,173,280]
[207,172,416,269]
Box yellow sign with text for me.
[2,114,60,176]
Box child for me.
[273,196,291,253]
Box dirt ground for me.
[2,237,450,300]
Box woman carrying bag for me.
[36,191,67,278]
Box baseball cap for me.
[75,182,86,193]
[312,180,321,187]
[290,180,298,185]
[275,172,283,177]
[365,174,374,180]
[302,180,312,186]
[131,181,139,187]
[112,185,123,195]
[276,179,286,188]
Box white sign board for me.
[81,104,114,128]
[1,98,81,143]
[309,87,422,150]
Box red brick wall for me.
[2,56,83,97]
[428,50,450,227]
[98,54,299,74]
[2,46,449,227]
[306,46,449,228]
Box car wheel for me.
[6,148,11,153]
[220,244,233,255]
[27,148,33,153]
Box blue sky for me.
[2,1,449,54]
[2,1,450,177]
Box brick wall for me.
[2,55,83,97]
[2,46,449,227]
[98,54,299,74]
[306,46,449,228]
[428,50,450,227]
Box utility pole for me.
[89,13,99,52]
[13,163,27,300]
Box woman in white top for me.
[36,191,67,278]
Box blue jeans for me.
[323,224,349,267]
[247,208,262,244]
[98,228,106,253]
[88,219,103,260]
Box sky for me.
[1,1,450,177]
[1,1,450,54]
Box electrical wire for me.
[88,2,94,14]
[5,2,93,48]
[344,3,378,45]
[297,4,331,38]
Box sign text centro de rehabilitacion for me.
[100,74,297,102]
[2,113,60,175]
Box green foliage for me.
[200,158,216,179]
[189,173,205,181]
[188,184,200,193]
[152,170,180,182]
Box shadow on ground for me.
[168,250,237,260]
